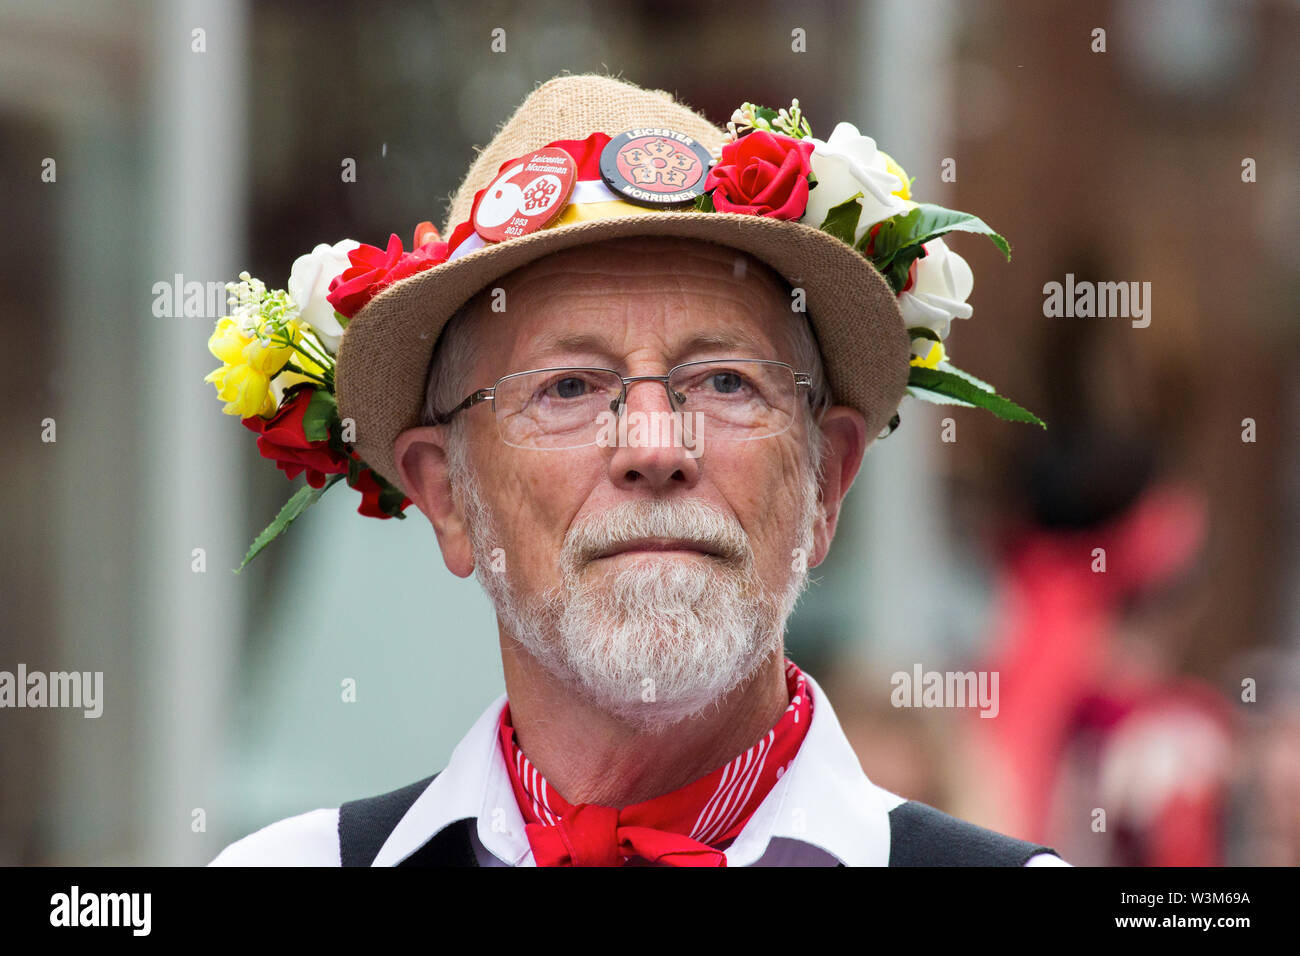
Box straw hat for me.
[335,73,909,487]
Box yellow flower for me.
[909,340,946,369]
[880,150,911,201]
[204,315,296,418]
[206,316,246,368]
[208,363,276,418]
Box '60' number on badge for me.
[473,148,577,243]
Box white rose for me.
[800,122,909,242]
[898,237,974,343]
[287,239,360,355]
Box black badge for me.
[599,128,714,207]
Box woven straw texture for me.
[335,73,909,488]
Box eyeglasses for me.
[431,358,815,450]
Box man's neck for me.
[498,637,789,807]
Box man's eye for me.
[708,371,746,394]
[548,377,589,399]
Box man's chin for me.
[499,551,789,731]
[552,610,771,727]
[560,653,755,735]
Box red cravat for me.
[499,659,813,867]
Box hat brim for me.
[335,211,910,489]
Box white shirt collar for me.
[371,669,904,867]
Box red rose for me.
[241,388,349,488]
[347,455,412,519]
[703,130,815,220]
[326,232,449,319]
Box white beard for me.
[451,447,820,734]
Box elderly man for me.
[209,74,1065,866]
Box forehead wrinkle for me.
[512,290,785,361]
[481,242,798,371]
[520,325,774,366]
[499,244,789,298]
[511,285,782,318]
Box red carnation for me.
[897,245,929,294]
[703,130,815,220]
[412,221,441,248]
[327,232,449,319]
[240,388,350,488]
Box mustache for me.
[562,499,752,570]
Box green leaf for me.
[333,309,350,330]
[864,203,1011,274]
[818,193,863,245]
[693,192,715,213]
[935,360,997,393]
[907,366,1046,427]
[752,105,781,126]
[301,388,339,442]
[907,326,941,342]
[326,417,349,457]
[235,475,343,573]
[378,482,408,518]
[879,245,928,294]
[906,385,976,408]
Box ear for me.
[808,405,869,568]
[393,425,475,578]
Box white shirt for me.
[210,670,1070,867]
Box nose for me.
[605,376,702,492]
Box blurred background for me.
[2,0,1298,865]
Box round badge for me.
[473,147,577,243]
[599,128,714,207]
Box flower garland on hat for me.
[203,98,1043,569]
[698,99,1045,431]
[202,226,449,569]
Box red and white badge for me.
[473,147,577,243]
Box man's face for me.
[400,236,863,731]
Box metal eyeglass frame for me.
[430,358,816,433]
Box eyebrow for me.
[675,329,769,356]
[526,331,614,361]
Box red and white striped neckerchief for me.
[497,658,812,866]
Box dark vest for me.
[337,773,1061,866]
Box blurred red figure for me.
[974,479,1236,866]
